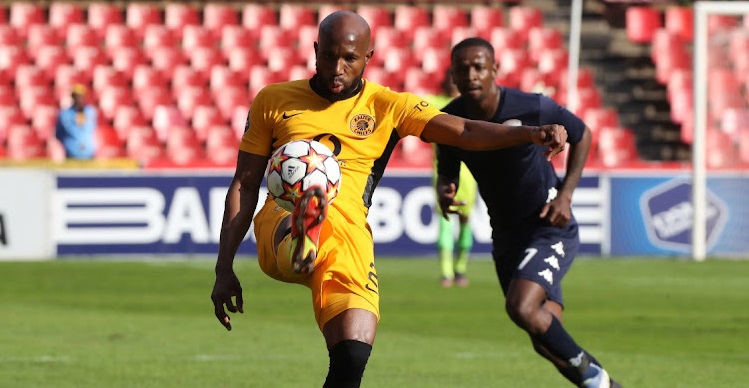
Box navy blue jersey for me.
[437,87,586,241]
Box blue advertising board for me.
[55,172,604,257]
[609,175,749,257]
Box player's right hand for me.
[530,124,567,161]
[211,269,244,331]
[436,182,464,220]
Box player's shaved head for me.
[313,11,373,102]
[318,11,371,48]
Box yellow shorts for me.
[253,197,381,331]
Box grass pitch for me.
[0,257,747,387]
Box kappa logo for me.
[282,112,303,119]
[502,119,523,126]
[543,255,560,271]
[349,113,376,136]
[538,268,554,284]
[551,241,565,257]
[546,187,558,203]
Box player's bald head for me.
[318,10,371,49]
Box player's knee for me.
[505,296,536,330]
[324,340,372,388]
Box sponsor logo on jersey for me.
[502,118,523,126]
[282,112,303,119]
[349,114,376,137]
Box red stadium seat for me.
[0,45,29,76]
[53,65,89,95]
[664,6,693,42]
[191,105,223,142]
[393,6,431,36]
[125,3,162,38]
[126,126,164,164]
[92,66,128,91]
[288,65,314,81]
[489,27,525,51]
[537,48,569,74]
[214,86,249,122]
[220,25,256,52]
[355,5,392,36]
[258,25,295,52]
[176,86,213,121]
[720,108,749,137]
[432,5,469,32]
[15,64,48,89]
[87,4,124,36]
[266,47,300,73]
[241,4,278,32]
[109,48,147,80]
[112,105,146,139]
[209,65,244,91]
[626,6,661,43]
[0,106,26,140]
[297,24,319,56]
[0,26,20,46]
[143,25,178,50]
[18,86,56,120]
[471,6,504,34]
[138,87,174,122]
[226,48,262,77]
[66,24,100,49]
[152,104,188,142]
[451,27,482,46]
[598,126,638,167]
[249,66,287,98]
[508,6,544,40]
[205,126,240,166]
[97,86,134,122]
[187,47,225,79]
[317,4,349,25]
[148,48,189,78]
[412,26,449,56]
[230,105,249,139]
[0,86,15,106]
[27,25,63,52]
[172,65,206,93]
[279,4,317,30]
[403,67,440,96]
[164,3,200,38]
[95,125,126,159]
[528,27,564,63]
[9,3,45,38]
[30,104,59,140]
[104,25,139,50]
[706,129,739,168]
[381,47,416,74]
[203,4,240,35]
[421,47,451,77]
[708,14,740,35]
[7,125,45,160]
[48,3,86,31]
[34,46,69,80]
[182,25,216,50]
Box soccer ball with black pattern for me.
[265,139,342,212]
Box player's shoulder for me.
[259,79,309,95]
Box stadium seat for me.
[626,6,661,43]
[318,4,349,25]
[241,4,278,32]
[583,107,619,147]
[97,86,134,122]
[143,25,178,50]
[15,64,48,89]
[249,66,287,98]
[27,25,63,52]
[48,3,86,31]
[18,86,56,120]
[220,25,256,52]
[172,65,206,94]
[164,3,201,39]
[34,45,69,80]
[0,26,20,47]
[47,137,67,162]
[66,24,100,49]
[519,67,551,94]
[53,65,89,96]
[92,66,128,91]
[451,27,482,47]
[205,126,240,166]
[214,86,249,122]
[176,86,213,121]
[191,105,223,143]
[230,105,249,139]
[0,105,26,139]
[381,47,416,74]
[508,6,544,41]
[112,105,146,139]
[664,6,693,42]
[421,47,451,78]
[87,3,124,36]
[708,14,740,35]
[266,47,300,73]
[393,5,431,37]
[258,25,295,53]
[374,26,409,55]
[125,3,162,38]
[95,125,126,159]
[432,5,469,32]
[109,48,147,80]
[138,87,174,122]
[126,126,165,164]
[598,126,638,167]
[355,5,392,36]
[412,26,449,56]
[403,67,440,96]
[203,4,240,35]
[103,25,139,50]
[30,104,59,141]
[188,47,225,80]
[489,27,525,51]
[209,65,244,91]
[9,2,45,38]
[537,48,569,74]
[182,25,216,50]
[720,108,749,137]
[528,27,564,63]
[279,4,317,30]
[226,48,262,77]
[0,45,30,77]
[288,65,314,81]
[706,129,739,168]
[7,125,45,160]
[148,48,189,78]
[0,86,15,106]
[470,6,504,34]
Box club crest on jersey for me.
[349,114,376,137]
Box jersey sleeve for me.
[539,95,586,145]
[239,88,274,156]
[377,89,445,138]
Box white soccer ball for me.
[265,139,342,212]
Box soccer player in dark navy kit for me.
[436,37,621,388]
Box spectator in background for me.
[55,83,97,159]
[425,72,478,288]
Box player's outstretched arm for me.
[212,150,268,331]
[421,114,567,159]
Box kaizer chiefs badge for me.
[349,114,376,137]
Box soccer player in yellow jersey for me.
[211,11,567,388]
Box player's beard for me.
[313,69,365,102]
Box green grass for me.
[1,257,748,387]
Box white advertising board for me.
[0,169,55,260]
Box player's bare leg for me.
[322,308,377,388]
[506,279,620,387]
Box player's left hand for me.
[531,124,567,161]
[539,195,572,227]
[211,269,244,331]
[436,182,463,220]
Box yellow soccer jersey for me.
[240,78,445,223]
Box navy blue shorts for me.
[492,223,579,307]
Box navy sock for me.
[537,316,586,368]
